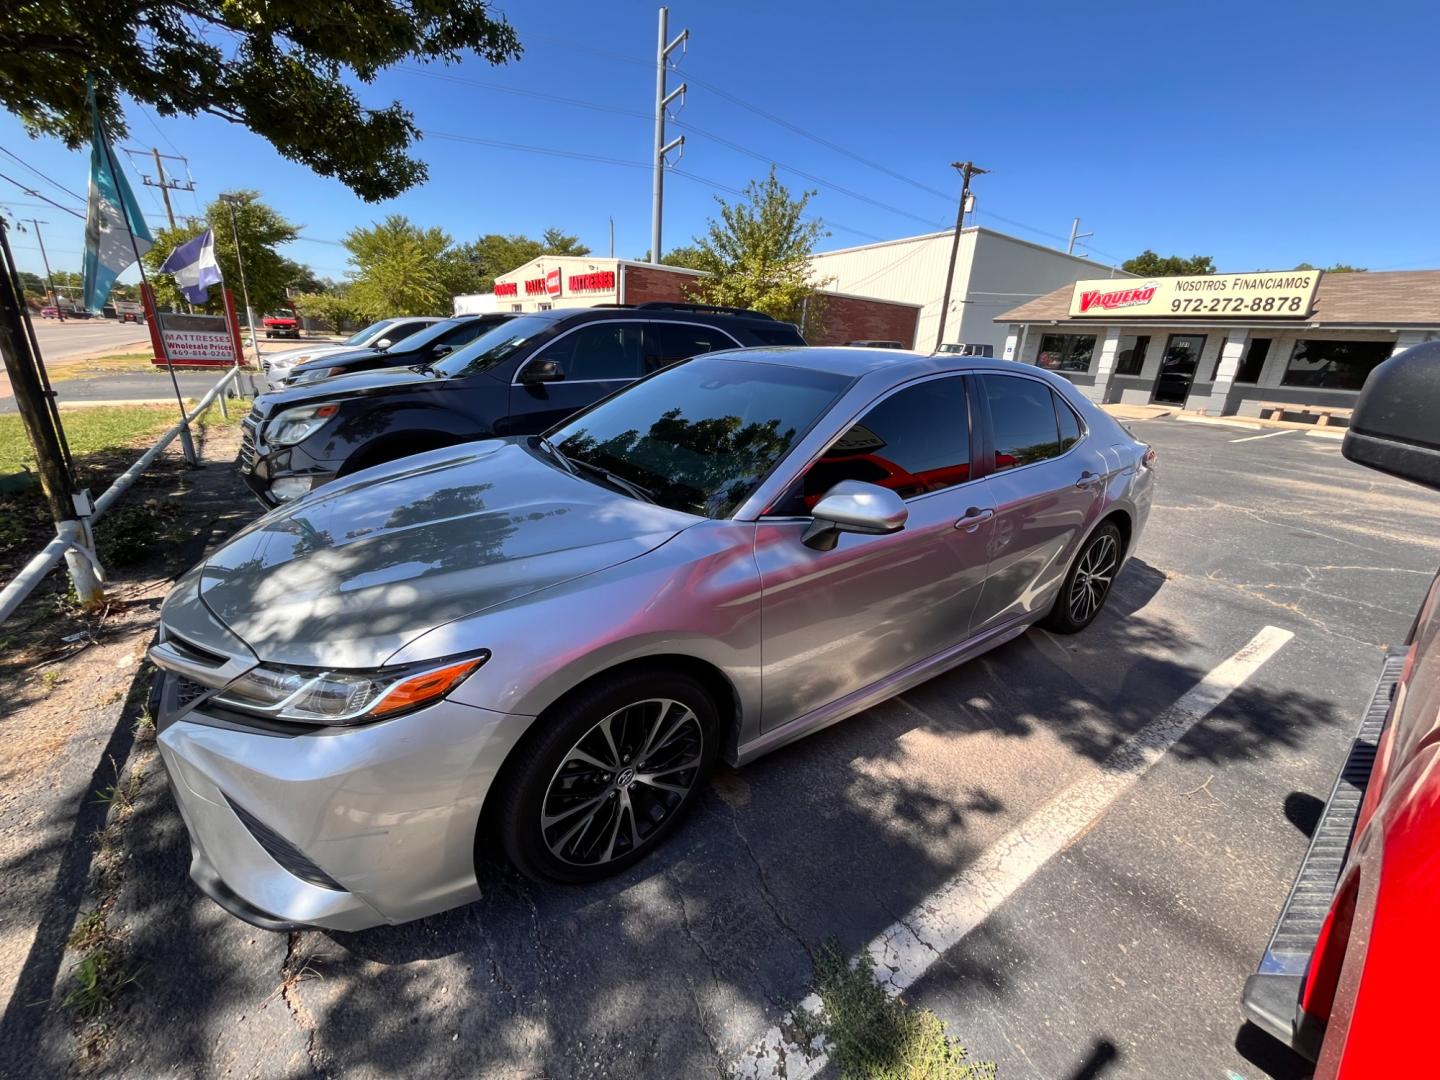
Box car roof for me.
[537,305,787,328]
[709,346,1067,383]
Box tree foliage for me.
[292,288,363,332]
[686,167,828,322]
[541,228,590,256]
[1293,262,1366,273]
[455,229,593,294]
[1121,250,1217,276]
[141,191,300,314]
[0,1,521,202]
[343,215,471,318]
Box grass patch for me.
[0,404,176,481]
[63,946,138,1018]
[796,941,996,1080]
[48,352,158,382]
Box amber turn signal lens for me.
[371,656,487,718]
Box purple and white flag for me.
[159,229,223,304]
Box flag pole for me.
[93,101,197,465]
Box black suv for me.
[281,314,514,388]
[238,303,806,505]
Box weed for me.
[63,946,137,1018]
[132,710,156,742]
[41,669,63,692]
[795,941,996,1080]
[96,499,185,567]
[67,910,110,952]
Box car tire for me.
[493,669,720,884]
[1041,520,1123,634]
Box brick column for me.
[1200,327,1249,415]
[1084,326,1122,403]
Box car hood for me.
[266,343,350,368]
[255,366,437,414]
[194,439,697,667]
[288,345,388,374]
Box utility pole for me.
[934,160,988,352]
[220,193,262,367]
[1067,217,1093,256]
[29,219,63,322]
[649,6,687,264]
[0,218,101,600]
[134,147,194,232]
[609,216,615,259]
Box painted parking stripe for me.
[733,625,1294,1080]
[1230,430,1295,443]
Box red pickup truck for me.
[262,310,300,339]
[1243,341,1440,1077]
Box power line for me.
[0,145,86,203]
[0,171,85,219]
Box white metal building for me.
[807,226,1126,355]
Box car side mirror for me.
[519,359,564,385]
[1343,343,1440,491]
[802,480,908,551]
[375,337,393,349]
[431,344,453,359]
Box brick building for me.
[458,256,922,347]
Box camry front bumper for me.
[152,669,532,932]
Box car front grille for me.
[238,414,260,473]
[174,675,211,711]
[261,358,271,374]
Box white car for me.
[261,317,441,389]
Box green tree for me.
[142,191,300,314]
[686,167,828,322]
[1,1,520,203]
[1293,262,1366,273]
[454,229,593,294]
[1121,250,1217,276]
[541,228,590,256]
[293,288,363,332]
[634,246,710,271]
[344,215,470,318]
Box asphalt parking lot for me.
[5,415,1437,1079]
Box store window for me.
[1115,335,1149,376]
[1234,338,1271,384]
[1281,339,1394,390]
[791,376,971,508]
[982,374,1068,470]
[1036,333,1097,372]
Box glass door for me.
[1152,334,1207,404]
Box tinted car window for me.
[430,315,559,378]
[651,323,740,369]
[382,320,432,345]
[796,376,971,508]
[381,318,473,354]
[750,325,806,347]
[342,319,397,347]
[1055,392,1082,451]
[532,322,646,381]
[983,374,1061,470]
[550,357,849,519]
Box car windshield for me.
[384,317,471,355]
[342,319,397,347]
[547,356,850,519]
[429,314,558,378]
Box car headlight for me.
[286,367,340,386]
[266,403,340,446]
[212,653,490,726]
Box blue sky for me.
[2,0,1438,285]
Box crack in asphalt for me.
[278,931,327,1078]
[671,870,726,1075]
[724,801,813,965]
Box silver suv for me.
[149,347,1155,930]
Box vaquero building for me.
[996,269,1440,417]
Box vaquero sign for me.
[1068,270,1322,319]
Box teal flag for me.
[82,81,152,312]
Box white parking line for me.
[1230,430,1295,443]
[733,625,1295,1080]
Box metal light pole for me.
[934,160,988,352]
[649,6,688,264]
[29,219,63,322]
[220,193,262,368]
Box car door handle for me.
[1075,470,1102,489]
[955,507,994,530]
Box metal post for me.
[1067,217,1093,256]
[97,115,197,464]
[650,7,687,264]
[934,160,988,352]
[151,148,177,230]
[221,193,263,368]
[30,219,63,323]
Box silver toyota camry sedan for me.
[148,347,1155,930]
